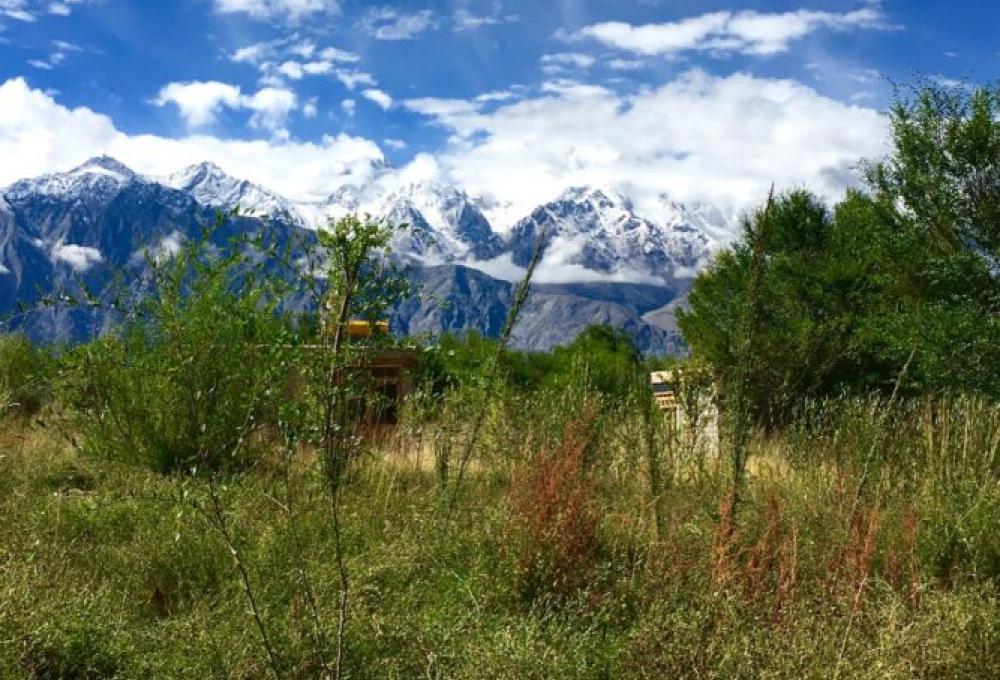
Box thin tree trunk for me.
[207,474,282,679]
[451,229,547,508]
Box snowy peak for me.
[5,155,140,200]
[70,155,136,181]
[379,181,503,260]
[2,159,734,286]
[163,161,298,221]
[506,185,714,282]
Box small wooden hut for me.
[650,369,720,457]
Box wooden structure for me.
[650,369,720,457]
[342,320,416,425]
[360,348,417,424]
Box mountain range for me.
[0,156,735,353]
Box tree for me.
[679,82,1000,422]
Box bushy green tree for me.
[58,229,291,474]
[680,82,1000,424]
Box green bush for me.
[0,333,52,418]
[56,234,290,474]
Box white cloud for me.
[129,230,184,265]
[2,68,892,254]
[341,99,356,115]
[607,58,647,70]
[453,1,517,31]
[540,52,596,73]
[231,42,273,64]
[2,0,100,20]
[400,69,890,228]
[402,96,487,139]
[475,90,516,103]
[302,97,318,118]
[51,241,103,271]
[319,46,360,63]
[153,81,296,131]
[362,88,393,110]
[383,138,406,150]
[25,39,83,70]
[52,38,81,52]
[302,60,333,75]
[0,78,383,203]
[334,69,377,90]
[289,38,314,59]
[153,81,243,127]
[212,0,339,22]
[277,60,304,79]
[51,0,95,16]
[231,39,358,66]
[1,0,35,21]
[243,86,297,130]
[357,6,436,40]
[574,5,892,58]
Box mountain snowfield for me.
[0,156,739,353]
[155,159,732,283]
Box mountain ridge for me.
[0,156,732,353]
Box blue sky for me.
[0,0,995,220]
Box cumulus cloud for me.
[401,69,889,228]
[51,241,103,271]
[153,81,242,127]
[0,77,384,203]
[243,87,297,130]
[362,88,393,110]
[276,60,304,79]
[573,5,892,58]
[153,80,296,131]
[212,0,339,22]
[2,68,892,239]
[357,6,436,40]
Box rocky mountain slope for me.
[0,157,734,353]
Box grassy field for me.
[2,393,999,679]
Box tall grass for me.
[2,387,999,678]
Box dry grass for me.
[1,396,999,678]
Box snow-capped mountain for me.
[4,156,138,202]
[0,156,737,352]
[293,180,506,264]
[162,162,301,222]
[368,182,504,263]
[506,186,714,282]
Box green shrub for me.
[0,333,52,418]
[56,234,290,474]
